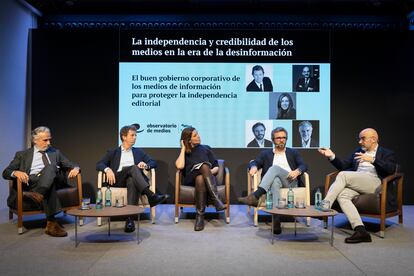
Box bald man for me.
[318,128,398,243]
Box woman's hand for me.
[180,140,186,151]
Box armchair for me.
[8,170,82,234]
[175,159,230,224]
[247,169,311,226]
[97,168,156,225]
[325,171,403,238]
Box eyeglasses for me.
[358,136,370,141]
[274,137,287,140]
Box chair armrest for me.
[378,172,404,214]
[325,171,339,195]
[143,168,156,193]
[303,172,311,206]
[175,170,182,205]
[75,173,83,206]
[16,178,24,212]
[97,171,104,188]
[225,167,230,202]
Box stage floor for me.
[0,204,413,276]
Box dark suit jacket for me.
[246,77,273,92]
[2,147,79,207]
[247,139,273,148]
[96,146,157,173]
[330,146,397,180]
[293,137,319,148]
[249,148,308,186]
[295,77,319,92]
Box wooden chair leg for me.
[380,217,385,238]
[175,205,179,223]
[18,214,23,234]
[151,206,156,224]
[254,207,258,227]
[225,205,230,224]
[399,212,403,224]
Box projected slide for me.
[119,30,330,148]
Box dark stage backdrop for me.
[31,29,413,204]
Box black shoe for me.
[124,218,135,233]
[273,219,282,235]
[345,231,372,244]
[237,194,259,207]
[194,214,205,231]
[148,194,169,207]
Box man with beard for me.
[318,128,398,243]
[247,122,273,148]
[238,127,308,234]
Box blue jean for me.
[258,165,298,205]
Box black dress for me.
[183,145,218,186]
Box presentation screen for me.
[119,30,330,148]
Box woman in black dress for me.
[175,127,226,231]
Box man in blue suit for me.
[238,127,308,234]
[318,128,398,243]
[96,125,169,232]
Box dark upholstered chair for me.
[175,159,230,224]
[8,170,82,234]
[325,171,403,238]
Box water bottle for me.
[96,188,103,209]
[266,189,273,209]
[287,187,294,208]
[105,184,112,207]
[315,188,322,210]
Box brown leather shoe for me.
[23,191,44,204]
[238,194,259,207]
[45,221,68,237]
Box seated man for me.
[318,128,398,244]
[2,126,80,237]
[96,124,169,233]
[238,127,308,234]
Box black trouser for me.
[29,165,60,217]
[115,166,150,205]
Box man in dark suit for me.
[2,126,80,237]
[246,65,273,92]
[247,122,273,148]
[294,121,319,148]
[318,128,398,243]
[96,124,169,233]
[295,66,319,92]
[239,127,308,234]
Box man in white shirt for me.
[319,128,398,243]
[238,127,308,234]
[96,125,169,232]
[3,126,80,237]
